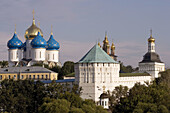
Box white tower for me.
[7,29,23,67]
[75,44,120,102]
[46,27,60,67]
[139,29,165,78]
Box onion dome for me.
[31,32,47,48]
[47,34,60,50]
[148,29,155,43]
[148,36,155,43]
[100,93,109,99]
[103,32,109,44]
[111,42,115,49]
[25,10,43,40]
[7,32,23,49]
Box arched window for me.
[42,75,44,79]
[9,75,11,79]
[37,75,39,79]
[33,75,35,79]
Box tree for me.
[39,98,70,113]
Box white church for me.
[74,31,165,108]
[7,11,60,67]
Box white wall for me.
[32,48,46,61]
[46,50,59,62]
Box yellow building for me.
[0,66,58,81]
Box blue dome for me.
[31,32,47,48]
[47,34,60,50]
[7,33,23,49]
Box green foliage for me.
[0,79,107,113]
[119,62,138,73]
[70,107,84,113]
[39,98,70,113]
[0,60,8,68]
[112,70,170,113]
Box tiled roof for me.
[0,66,56,74]
[79,44,118,63]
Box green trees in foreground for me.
[109,69,170,113]
[0,79,107,113]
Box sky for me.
[0,0,170,68]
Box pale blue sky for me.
[0,0,170,67]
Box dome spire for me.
[32,9,35,25]
[150,28,152,37]
[14,24,16,34]
[51,25,53,35]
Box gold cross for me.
[14,24,16,33]
[32,9,35,19]
[150,28,152,36]
[51,25,53,35]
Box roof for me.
[78,44,118,63]
[7,33,23,49]
[120,73,151,77]
[41,79,75,84]
[47,34,60,50]
[100,93,109,99]
[0,66,56,74]
[140,52,162,63]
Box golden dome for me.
[111,42,115,49]
[148,29,155,43]
[148,36,155,43]
[103,32,109,44]
[25,19,43,40]
[98,42,101,47]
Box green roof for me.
[79,44,118,63]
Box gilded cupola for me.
[111,42,115,50]
[148,29,155,43]
[25,10,43,40]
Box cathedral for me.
[7,11,60,67]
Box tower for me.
[75,44,120,102]
[139,30,165,78]
[46,27,60,67]
[7,27,23,66]
[110,41,117,61]
[24,10,43,60]
[103,32,110,54]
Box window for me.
[37,75,39,79]
[21,75,24,79]
[42,75,44,79]
[29,75,31,79]
[14,75,16,79]
[17,52,18,58]
[40,52,41,58]
[33,75,35,79]
[9,75,11,79]
[0,75,2,80]
[46,75,48,79]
